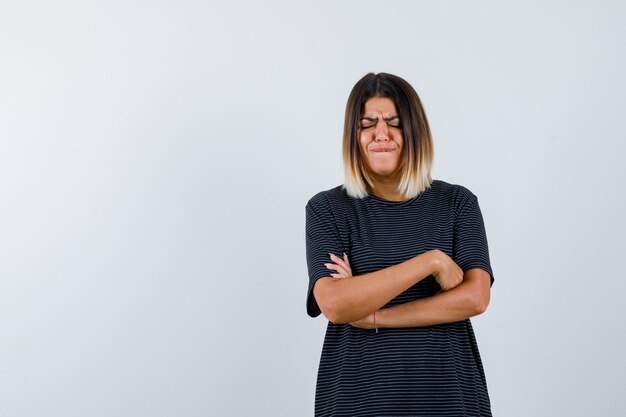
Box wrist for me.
[375,308,386,329]
[426,249,442,276]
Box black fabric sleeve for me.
[452,193,495,286]
[305,194,347,318]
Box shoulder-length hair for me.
[342,72,434,199]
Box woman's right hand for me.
[429,250,463,291]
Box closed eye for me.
[385,116,401,128]
[359,116,401,129]
[360,117,376,129]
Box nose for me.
[374,120,389,141]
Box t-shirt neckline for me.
[366,193,419,206]
[365,182,434,207]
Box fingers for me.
[325,263,350,277]
[324,253,352,277]
[330,252,350,267]
[325,252,352,278]
[442,279,462,291]
[434,258,464,290]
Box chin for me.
[371,167,400,178]
[373,162,399,172]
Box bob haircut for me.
[342,72,434,199]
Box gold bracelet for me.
[374,311,378,333]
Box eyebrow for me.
[360,116,400,122]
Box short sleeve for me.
[453,193,495,287]
[305,194,346,318]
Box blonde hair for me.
[342,73,434,199]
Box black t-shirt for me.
[305,179,495,416]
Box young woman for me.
[305,72,495,416]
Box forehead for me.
[361,97,398,116]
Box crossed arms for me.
[312,250,491,328]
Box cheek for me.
[358,136,369,154]
[394,131,404,145]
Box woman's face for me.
[358,97,404,180]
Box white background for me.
[1,1,625,416]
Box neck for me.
[368,174,407,202]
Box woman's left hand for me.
[324,252,353,278]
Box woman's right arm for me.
[313,249,461,324]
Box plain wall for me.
[1,1,625,416]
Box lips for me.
[372,148,395,153]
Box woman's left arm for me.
[350,268,491,329]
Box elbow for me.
[469,288,490,316]
[325,309,350,325]
[320,294,351,325]
[473,297,489,315]
[464,269,491,316]
[314,278,351,324]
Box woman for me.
[305,72,495,416]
